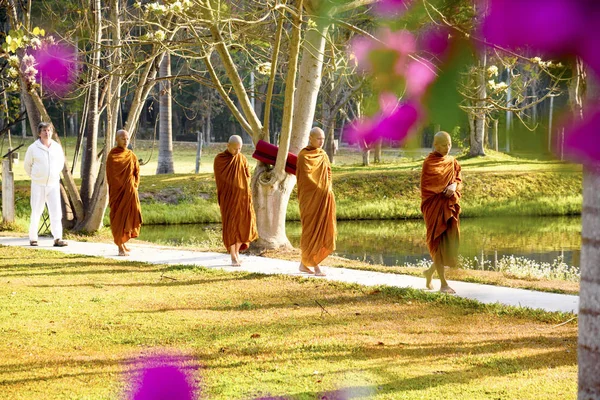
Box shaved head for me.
[228,135,243,145]
[308,127,325,149]
[433,131,451,144]
[116,129,128,139]
[433,131,452,156]
[310,127,324,137]
[227,135,243,156]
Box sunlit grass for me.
[0,245,577,399]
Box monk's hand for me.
[443,186,455,198]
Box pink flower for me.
[347,99,421,147]
[420,27,451,60]
[482,0,600,162]
[349,36,376,71]
[563,108,600,165]
[127,355,199,400]
[481,0,600,75]
[33,43,78,96]
[374,0,413,17]
[405,59,436,97]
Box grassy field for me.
[0,245,577,399]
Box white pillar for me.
[2,159,15,223]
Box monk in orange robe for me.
[297,127,337,277]
[214,135,258,265]
[421,131,462,294]
[106,129,143,256]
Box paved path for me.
[0,236,579,314]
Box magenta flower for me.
[563,108,600,165]
[404,59,436,97]
[482,0,600,163]
[127,355,198,400]
[419,27,451,60]
[349,36,375,71]
[347,99,421,147]
[481,0,600,75]
[33,43,78,96]
[374,0,413,17]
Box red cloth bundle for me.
[251,140,298,175]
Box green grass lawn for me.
[0,246,577,399]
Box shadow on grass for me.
[30,272,269,289]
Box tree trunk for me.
[579,165,600,400]
[548,95,554,152]
[250,1,305,250]
[289,19,330,154]
[374,139,382,163]
[76,0,121,232]
[156,52,174,174]
[494,118,499,152]
[469,55,487,157]
[195,129,203,174]
[576,57,600,400]
[80,0,102,210]
[324,121,335,163]
[505,67,512,152]
[362,147,370,166]
[251,164,295,249]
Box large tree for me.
[152,0,376,248]
[2,0,178,231]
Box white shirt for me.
[24,139,65,186]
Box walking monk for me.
[106,129,143,256]
[214,135,258,265]
[297,127,336,277]
[421,131,462,294]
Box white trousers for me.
[29,183,63,241]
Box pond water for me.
[139,216,581,270]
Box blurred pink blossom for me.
[347,98,421,147]
[374,0,413,17]
[349,36,374,71]
[563,108,600,165]
[481,0,600,75]
[405,59,436,97]
[33,43,78,96]
[127,355,198,400]
[482,0,600,162]
[420,27,451,60]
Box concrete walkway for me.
[0,236,579,314]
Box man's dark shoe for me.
[30,240,38,247]
[53,239,68,247]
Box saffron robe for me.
[106,147,143,246]
[214,150,258,251]
[421,151,462,267]
[297,146,337,267]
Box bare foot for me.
[123,244,131,252]
[314,266,326,277]
[440,285,455,294]
[231,258,241,266]
[118,250,129,257]
[423,269,434,290]
[299,263,314,274]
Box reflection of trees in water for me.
[290,217,581,269]
[140,216,581,268]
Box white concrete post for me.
[2,158,15,223]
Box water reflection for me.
[140,216,581,270]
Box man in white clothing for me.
[24,122,68,247]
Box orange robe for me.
[421,151,462,267]
[106,147,143,246]
[214,150,258,251]
[297,146,337,267]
